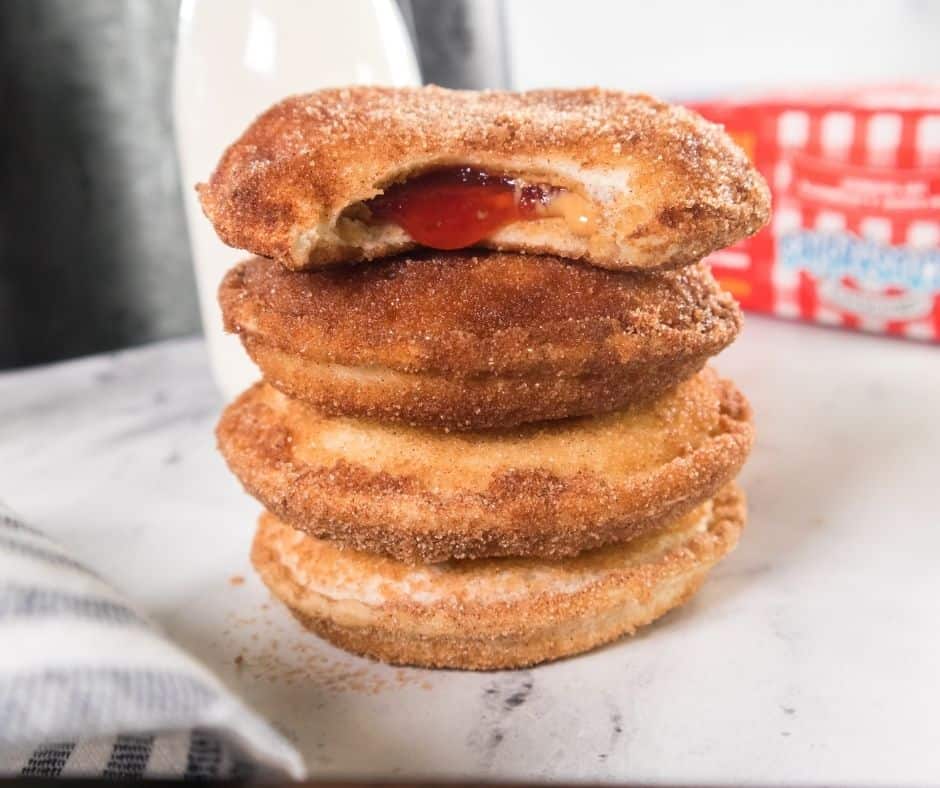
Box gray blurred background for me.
[0,0,507,369]
[0,1,191,369]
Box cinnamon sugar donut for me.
[216,369,752,563]
[199,86,770,271]
[219,253,742,430]
[251,484,746,670]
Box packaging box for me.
[690,86,940,341]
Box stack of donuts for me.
[200,87,770,670]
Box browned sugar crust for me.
[251,484,746,670]
[198,86,770,271]
[216,370,753,563]
[219,253,742,430]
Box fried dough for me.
[199,87,769,271]
[220,253,741,430]
[251,484,745,669]
[216,369,752,563]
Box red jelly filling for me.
[364,166,579,250]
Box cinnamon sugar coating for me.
[216,369,752,563]
[219,253,742,429]
[199,86,770,271]
[251,484,746,670]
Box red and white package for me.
[689,85,940,341]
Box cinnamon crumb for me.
[221,602,436,693]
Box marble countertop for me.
[2,316,938,785]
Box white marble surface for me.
[1,316,938,785]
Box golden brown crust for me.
[251,484,746,670]
[242,341,714,431]
[220,254,742,429]
[217,370,753,563]
[199,86,770,271]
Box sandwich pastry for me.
[202,86,770,669]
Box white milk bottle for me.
[174,0,420,397]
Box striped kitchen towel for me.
[0,504,305,779]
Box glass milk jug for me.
[174,0,420,397]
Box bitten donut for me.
[199,86,770,271]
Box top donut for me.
[198,86,770,272]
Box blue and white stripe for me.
[0,504,304,779]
